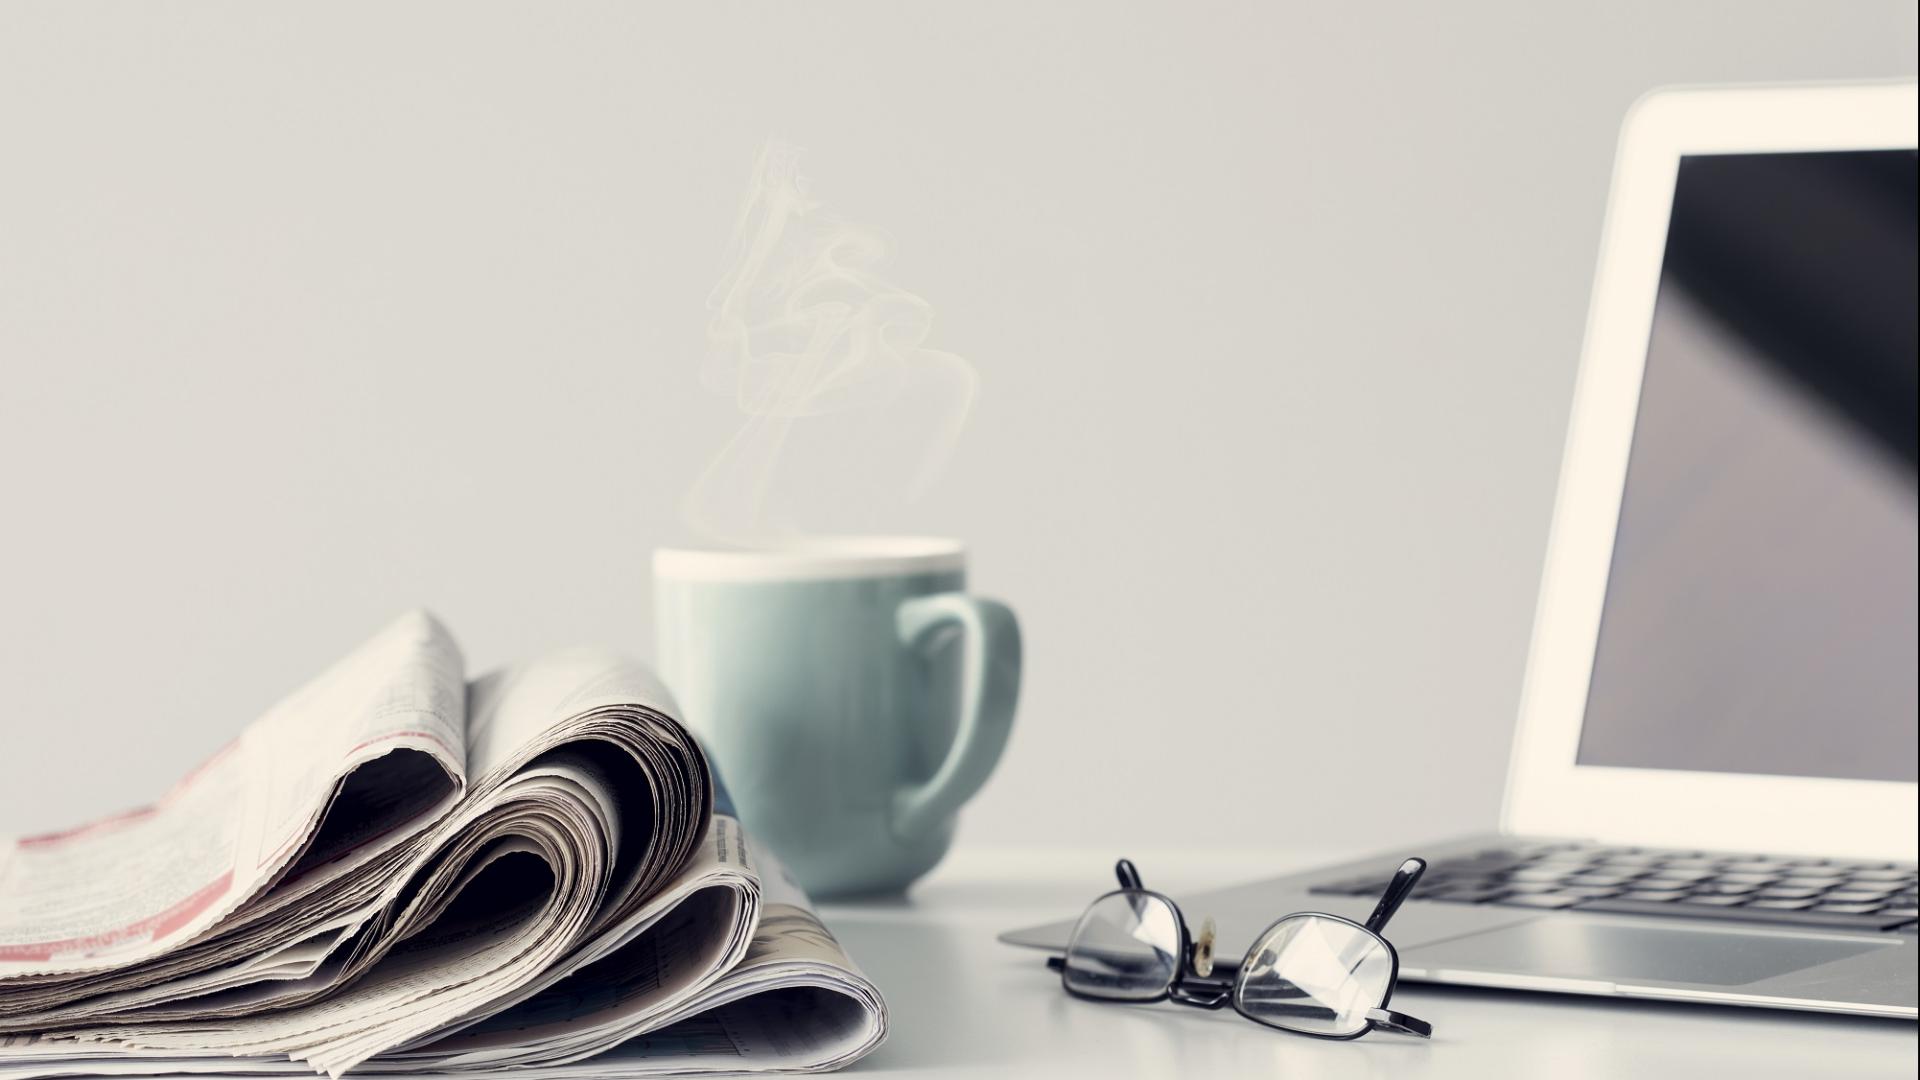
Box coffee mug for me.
[653,537,1020,897]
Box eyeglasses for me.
[1043,856,1433,1041]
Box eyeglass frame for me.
[1043,856,1433,1041]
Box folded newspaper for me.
[0,612,885,1078]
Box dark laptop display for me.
[1577,150,1919,783]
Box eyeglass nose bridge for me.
[1168,980,1234,1010]
[1189,915,1216,977]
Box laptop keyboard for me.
[1309,842,1919,932]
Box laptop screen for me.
[1575,150,1918,783]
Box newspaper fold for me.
[0,612,885,1078]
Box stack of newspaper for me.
[0,612,886,1078]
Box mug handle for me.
[891,593,1022,843]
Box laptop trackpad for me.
[1406,919,1886,986]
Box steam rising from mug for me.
[685,141,978,546]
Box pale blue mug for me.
[653,538,1021,897]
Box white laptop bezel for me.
[1503,81,1920,862]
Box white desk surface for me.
[819,847,1918,1079]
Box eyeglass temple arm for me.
[1363,857,1427,934]
[1368,1007,1432,1038]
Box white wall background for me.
[2,2,1914,858]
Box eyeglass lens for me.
[1233,914,1393,1037]
[1060,891,1182,1001]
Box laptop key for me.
[1497,893,1583,909]
[1883,907,1919,920]
[1824,889,1898,904]
[1615,890,1689,903]
[1429,869,1515,885]
[1428,887,1507,904]
[1774,876,1846,890]
[1578,898,1912,930]
[1644,870,1715,884]
[1568,873,1642,887]
[1812,902,1885,915]
[1755,887,1826,900]
[1512,887,1613,903]
[1694,881,1763,895]
[1845,868,1909,881]
[1746,898,1817,910]
[1509,868,1575,883]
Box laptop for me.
[1003,81,1920,1019]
